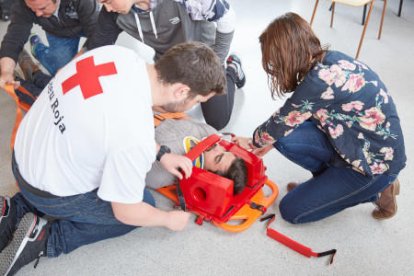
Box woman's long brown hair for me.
[259,12,327,98]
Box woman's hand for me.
[232,136,254,150]
[252,144,274,157]
[232,136,274,157]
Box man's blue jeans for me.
[32,32,82,75]
[275,121,396,224]
[12,156,155,257]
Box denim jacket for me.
[253,51,406,176]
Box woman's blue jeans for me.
[32,32,82,75]
[12,156,155,257]
[275,121,396,224]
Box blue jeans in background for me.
[275,121,396,224]
[32,32,82,75]
[12,156,155,257]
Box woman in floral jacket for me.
[241,13,406,223]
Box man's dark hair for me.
[218,158,248,195]
[155,42,226,97]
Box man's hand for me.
[112,201,191,231]
[0,57,19,90]
[166,210,191,231]
[160,153,193,180]
[0,72,19,90]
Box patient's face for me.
[204,144,236,174]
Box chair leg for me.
[310,0,319,26]
[378,0,387,39]
[362,4,367,25]
[356,1,374,59]
[398,0,403,17]
[330,2,335,28]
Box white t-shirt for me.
[14,45,156,204]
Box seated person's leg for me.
[47,188,155,256]
[32,33,80,75]
[201,76,235,131]
[200,55,246,131]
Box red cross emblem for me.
[61,56,117,100]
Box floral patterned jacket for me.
[253,51,406,176]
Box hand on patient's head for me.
[160,153,193,180]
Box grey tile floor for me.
[1,0,413,275]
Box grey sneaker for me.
[226,54,246,89]
[0,196,17,253]
[0,213,49,276]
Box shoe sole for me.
[372,201,398,220]
[227,55,246,89]
[0,196,10,223]
[1,197,13,252]
[0,213,41,276]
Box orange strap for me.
[3,84,34,149]
[154,112,188,127]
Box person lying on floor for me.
[146,119,247,194]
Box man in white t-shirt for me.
[0,42,225,275]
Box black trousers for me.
[201,70,236,130]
